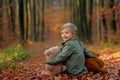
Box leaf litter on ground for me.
[0,46,120,80]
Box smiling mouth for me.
[63,37,67,40]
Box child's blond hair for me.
[61,23,78,33]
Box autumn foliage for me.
[0,43,120,80]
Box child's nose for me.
[63,34,66,37]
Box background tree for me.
[19,0,25,43]
[0,0,3,48]
[0,0,120,48]
[86,0,93,43]
[40,0,44,42]
[108,0,117,34]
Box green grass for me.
[0,44,31,69]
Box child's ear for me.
[72,32,76,36]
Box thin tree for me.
[15,0,20,41]
[23,0,28,42]
[101,0,108,42]
[40,0,44,42]
[86,0,93,43]
[108,0,117,34]
[30,0,34,41]
[79,0,87,42]
[7,0,15,43]
[69,0,74,23]
[19,0,25,43]
[0,0,3,47]
[33,0,37,41]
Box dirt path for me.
[25,6,70,54]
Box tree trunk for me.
[78,0,87,42]
[40,0,44,42]
[87,0,93,43]
[101,0,108,42]
[30,0,34,40]
[0,0,3,48]
[7,0,15,43]
[19,0,25,43]
[26,0,31,41]
[69,0,74,23]
[15,0,20,41]
[108,0,117,34]
[33,0,37,41]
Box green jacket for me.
[46,37,96,75]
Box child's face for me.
[61,28,75,42]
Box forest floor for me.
[0,6,120,80]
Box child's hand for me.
[46,59,50,64]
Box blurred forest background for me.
[0,0,120,48]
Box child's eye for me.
[65,31,69,34]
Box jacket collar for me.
[61,37,77,46]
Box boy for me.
[46,23,96,76]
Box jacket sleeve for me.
[80,42,96,58]
[46,44,73,65]
[84,48,96,58]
